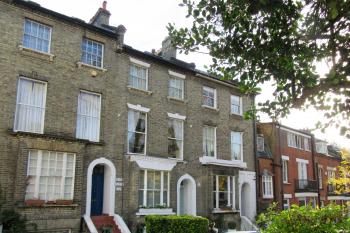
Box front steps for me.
[91,215,121,233]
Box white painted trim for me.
[113,214,131,233]
[202,86,217,109]
[327,166,336,171]
[85,157,116,217]
[136,208,175,216]
[282,155,289,161]
[167,112,186,120]
[83,215,98,233]
[328,196,350,201]
[278,126,312,139]
[295,192,318,197]
[130,155,177,171]
[296,158,309,164]
[176,174,197,216]
[238,171,257,221]
[169,70,186,79]
[199,156,247,168]
[127,103,150,113]
[284,194,292,199]
[130,57,151,68]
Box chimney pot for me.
[102,1,107,10]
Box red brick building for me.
[314,140,349,206]
[256,122,345,212]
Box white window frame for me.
[139,170,170,208]
[287,132,303,149]
[203,126,217,158]
[22,18,52,53]
[318,166,323,189]
[231,131,243,161]
[167,114,185,160]
[316,142,328,154]
[262,175,273,199]
[282,156,289,184]
[25,150,76,201]
[230,95,242,115]
[304,138,311,151]
[283,199,290,210]
[81,38,104,68]
[76,90,102,142]
[257,136,264,152]
[129,58,150,91]
[168,74,185,100]
[202,86,217,109]
[127,107,148,155]
[213,175,235,210]
[14,77,47,134]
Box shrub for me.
[145,215,209,233]
[257,203,350,233]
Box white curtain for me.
[15,78,46,133]
[203,127,215,157]
[231,132,242,160]
[76,91,101,142]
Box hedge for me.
[145,215,209,233]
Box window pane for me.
[23,19,51,53]
[218,176,228,191]
[203,87,215,107]
[169,77,184,99]
[129,64,148,90]
[128,111,146,133]
[15,78,46,133]
[81,38,103,68]
[168,139,182,158]
[231,95,241,114]
[128,132,145,154]
[203,127,215,157]
[76,91,101,142]
[231,132,242,160]
[218,192,228,208]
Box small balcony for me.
[295,179,318,192]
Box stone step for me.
[91,215,121,233]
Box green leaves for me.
[168,0,350,137]
[257,204,350,233]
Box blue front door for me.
[91,165,104,216]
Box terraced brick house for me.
[0,1,257,232]
[257,123,346,213]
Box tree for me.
[257,203,350,233]
[168,0,350,136]
[330,148,350,195]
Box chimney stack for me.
[159,36,177,60]
[89,1,111,27]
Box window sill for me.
[230,113,243,118]
[283,182,291,185]
[212,208,239,214]
[167,157,187,163]
[199,156,247,168]
[262,196,274,199]
[167,96,186,104]
[136,208,175,216]
[127,85,153,95]
[201,105,219,112]
[18,45,55,61]
[76,61,107,72]
[23,199,77,208]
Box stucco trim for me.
[296,158,309,164]
[169,70,186,79]
[176,174,197,216]
[167,112,186,120]
[282,155,289,161]
[295,192,318,197]
[284,194,292,199]
[127,103,150,112]
[199,156,247,168]
[328,196,350,201]
[130,57,151,68]
[130,155,177,171]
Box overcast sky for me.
[33,0,349,148]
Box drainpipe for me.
[252,95,259,215]
[311,135,320,206]
[277,124,284,210]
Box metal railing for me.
[295,179,318,192]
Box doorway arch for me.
[177,174,197,216]
[85,158,116,217]
[241,182,251,217]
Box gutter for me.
[252,95,259,214]
[277,124,284,210]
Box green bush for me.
[145,215,209,233]
[257,203,350,233]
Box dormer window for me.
[316,142,328,154]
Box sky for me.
[32,0,349,148]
